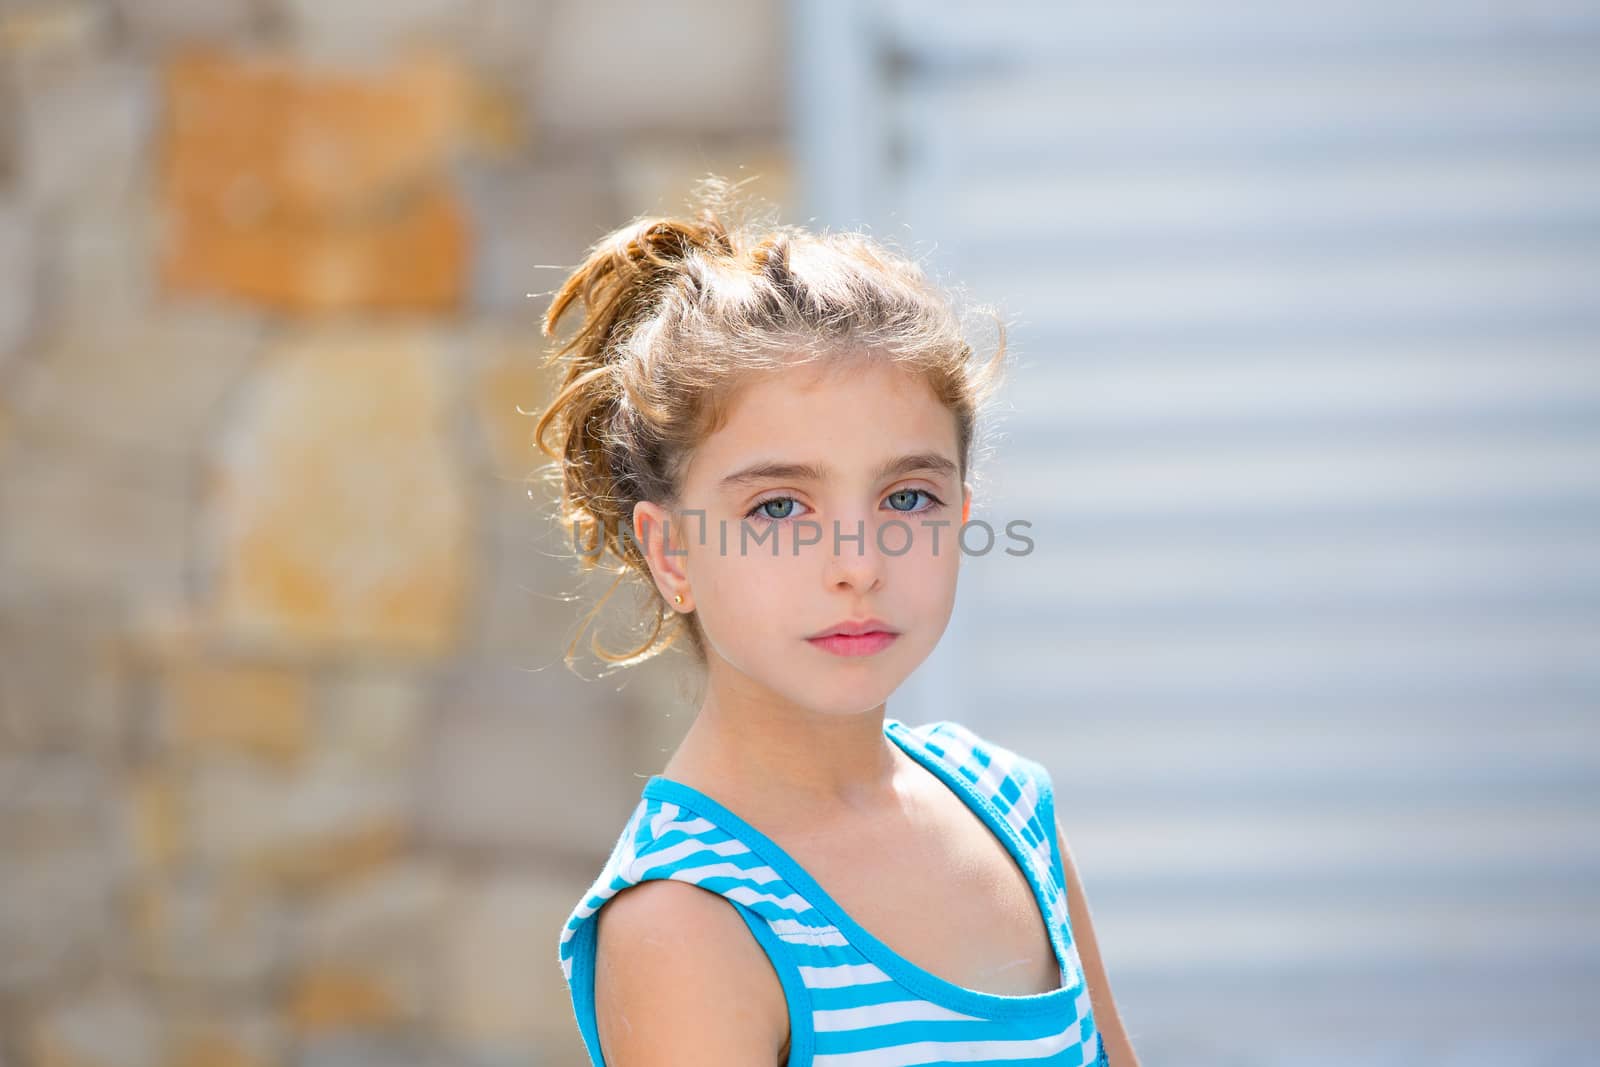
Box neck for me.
[662,667,903,820]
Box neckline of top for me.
[640,716,1076,1019]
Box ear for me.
[961,481,972,525]
[632,500,692,611]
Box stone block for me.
[450,0,549,74]
[161,46,467,217]
[0,198,34,367]
[464,326,556,483]
[0,1,113,80]
[285,861,447,1030]
[532,0,784,137]
[318,669,428,771]
[279,0,469,64]
[162,180,468,314]
[0,752,106,842]
[0,589,127,753]
[111,0,262,50]
[159,47,472,313]
[46,170,162,330]
[201,326,471,658]
[458,157,618,317]
[0,432,190,605]
[7,304,264,460]
[26,986,158,1067]
[184,755,410,888]
[130,870,286,990]
[286,967,411,1033]
[13,58,152,210]
[121,765,183,874]
[437,869,593,1048]
[290,860,449,958]
[469,475,595,663]
[296,1034,437,1067]
[161,659,310,766]
[261,822,405,888]
[417,664,634,855]
[164,1012,284,1067]
[0,837,115,991]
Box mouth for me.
[805,620,901,658]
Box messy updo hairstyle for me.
[533,176,1008,674]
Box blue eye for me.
[747,497,802,522]
[886,489,942,513]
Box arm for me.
[1056,815,1142,1067]
[593,879,789,1066]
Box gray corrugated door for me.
[792,1,1600,1062]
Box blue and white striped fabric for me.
[556,717,1109,1066]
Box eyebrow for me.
[717,451,959,493]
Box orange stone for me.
[257,823,406,889]
[170,1032,276,1067]
[206,327,470,658]
[287,968,402,1032]
[126,768,183,872]
[164,661,310,766]
[158,46,471,312]
[475,341,556,480]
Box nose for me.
[824,515,886,594]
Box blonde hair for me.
[533,177,1007,673]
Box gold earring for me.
[673,594,683,605]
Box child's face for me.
[636,357,972,717]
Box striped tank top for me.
[557,717,1109,1066]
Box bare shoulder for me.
[593,877,789,1066]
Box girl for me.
[541,179,1138,1067]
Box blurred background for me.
[0,1,1596,1065]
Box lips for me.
[808,632,898,657]
[806,619,901,658]
[808,618,900,639]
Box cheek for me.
[907,537,962,608]
[689,538,802,640]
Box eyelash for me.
[744,488,946,524]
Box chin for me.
[714,637,916,713]
[786,669,907,718]
[801,694,898,718]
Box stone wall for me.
[0,2,792,1064]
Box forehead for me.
[687,360,959,485]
